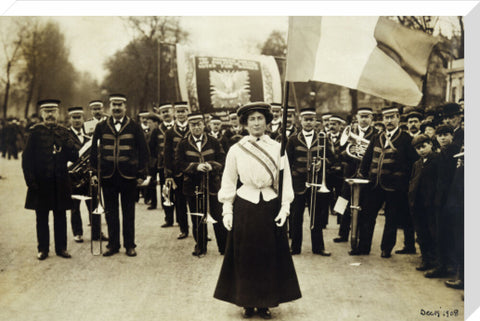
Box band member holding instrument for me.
[90,93,149,257]
[352,106,418,258]
[164,101,191,239]
[84,100,107,136]
[154,103,175,227]
[286,107,333,256]
[334,107,377,244]
[67,106,90,243]
[175,112,226,256]
[22,99,79,260]
[214,102,301,319]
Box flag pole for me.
[277,18,292,215]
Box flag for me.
[285,17,438,106]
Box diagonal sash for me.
[238,140,279,193]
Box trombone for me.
[305,131,330,230]
[90,141,105,256]
[189,170,217,258]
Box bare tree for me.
[0,18,26,119]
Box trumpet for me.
[162,180,174,207]
[340,125,370,160]
[306,131,330,230]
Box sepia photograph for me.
[0,1,476,321]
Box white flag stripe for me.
[312,16,379,88]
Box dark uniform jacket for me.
[175,134,225,196]
[208,130,229,153]
[146,127,160,175]
[223,126,249,152]
[156,122,171,169]
[267,120,282,139]
[272,125,298,143]
[286,131,335,195]
[22,123,79,211]
[408,152,439,210]
[67,127,92,193]
[164,124,190,178]
[359,128,418,192]
[90,116,149,180]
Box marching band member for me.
[22,99,79,260]
[286,107,333,256]
[155,103,175,226]
[321,113,332,133]
[267,102,282,138]
[214,102,301,319]
[175,112,226,256]
[352,106,418,258]
[223,111,248,152]
[208,115,229,152]
[84,100,107,136]
[67,106,90,243]
[139,110,150,135]
[334,107,377,243]
[272,106,297,142]
[90,93,149,257]
[326,115,346,222]
[164,101,191,239]
[145,113,162,210]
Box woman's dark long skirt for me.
[214,196,302,308]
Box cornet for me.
[340,125,370,160]
[306,131,330,230]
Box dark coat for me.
[223,127,249,153]
[22,123,79,211]
[163,124,190,178]
[90,116,149,180]
[175,133,225,196]
[434,143,462,213]
[146,127,160,175]
[286,131,335,194]
[408,152,439,210]
[360,129,418,192]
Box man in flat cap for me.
[90,94,149,257]
[406,109,423,138]
[22,99,79,260]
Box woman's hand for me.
[223,213,233,231]
[274,209,288,227]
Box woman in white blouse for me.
[213,102,301,319]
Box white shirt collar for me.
[302,129,314,136]
[245,134,272,144]
[176,120,188,128]
[358,126,370,132]
[164,120,174,127]
[71,127,82,135]
[386,126,399,137]
[114,117,125,124]
[271,118,281,125]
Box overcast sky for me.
[44,16,288,83]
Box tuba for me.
[68,139,92,189]
[345,178,369,250]
[340,125,370,160]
